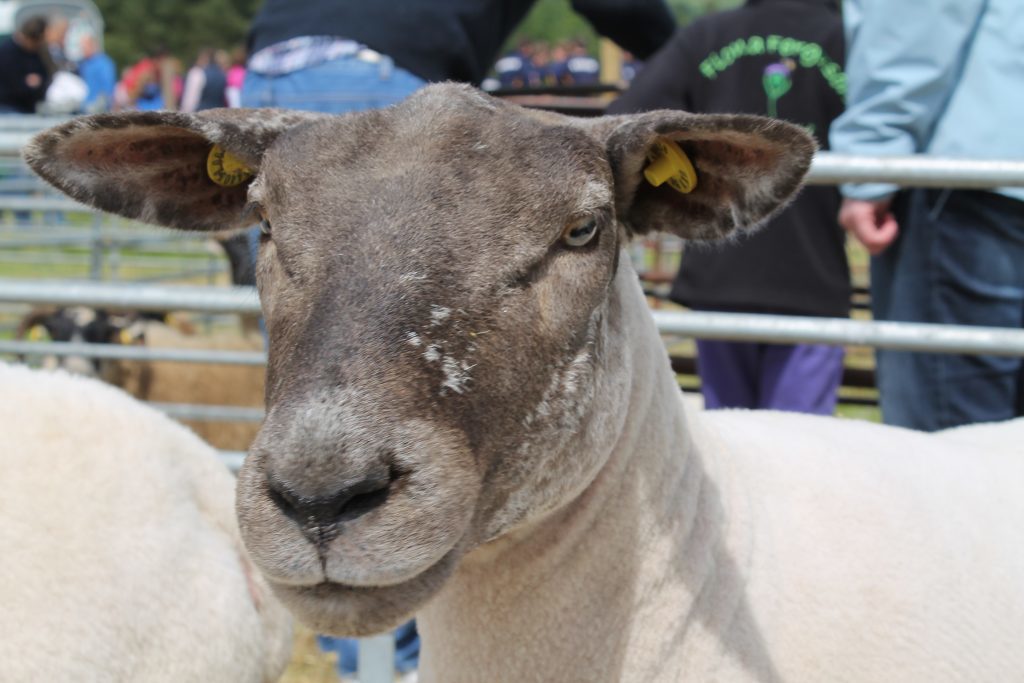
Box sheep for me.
[24,83,1024,682]
[13,305,147,375]
[12,226,262,451]
[0,361,292,681]
[101,319,265,452]
[16,306,265,451]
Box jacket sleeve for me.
[605,27,690,115]
[829,0,987,200]
[571,0,676,59]
[2,50,48,107]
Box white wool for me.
[0,363,292,682]
[418,258,1024,683]
[429,305,452,326]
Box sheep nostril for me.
[267,479,302,517]
[267,473,393,532]
[335,484,390,523]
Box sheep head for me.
[25,83,814,635]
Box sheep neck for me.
[417,259,754,682]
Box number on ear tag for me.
[644,138,698,194]
[207,145,253,187]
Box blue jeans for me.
[872,189,1024,431]
[242,52,426,677]
[696,339,845,414]
[240,53,425,112]
[317,620,420,676]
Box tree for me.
[92,0,744,73]
[506,0,743,54]
[93,0,261,69]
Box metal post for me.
[89,214,103,280]
[599,38,623,86]
[109,243,121,281]
[3,281,1024,356]
[358,635,396,683]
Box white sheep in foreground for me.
[23,83,1024,682]
[0,362,292,682]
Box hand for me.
[839,197,899,256]
[25,73,42,88]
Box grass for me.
[280,626,342,683]
[0,214,233,340]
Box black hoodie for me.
[608,0,850,317]
[248,0,675,85]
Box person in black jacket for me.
[608,0,851,415]
[240,0,675,113]
[246,0,674,89]
[0,16,51,114]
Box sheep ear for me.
[591,111,816,240]
[23,109,330,232]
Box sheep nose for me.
[268,472,392,533]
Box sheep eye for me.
[562,218,598,247]
[259,217,272,237]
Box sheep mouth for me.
[267,545,462,636]
[322,537,462,591]
[295,577,410,600]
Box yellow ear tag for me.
[644,138,698,194]
[27,325,46,342]
[207,145,253,187]
[118,328,136,345]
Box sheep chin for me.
[268,547,461,637]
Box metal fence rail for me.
[0,339,266,365]
[653,311,1024,357]
[150,402,265,423]
[0,278,260,313]
[6,134,1024,188]
[2,279,1024,357]
[805,153,1024,188]
[4,110,1024,191]
[0,196,90,212]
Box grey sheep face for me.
[24,83,814,635]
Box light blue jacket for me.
[78,53,117,112]
[830,0,1024,202]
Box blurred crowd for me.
[0,12,247,115]
[484,38,641,90]
[112,45,247,113]
[0,14,111,114]
[0,13,642,117]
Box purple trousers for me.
[696,340,845,415]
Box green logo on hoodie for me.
[763,60,793,118]
[699,34,845,97]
